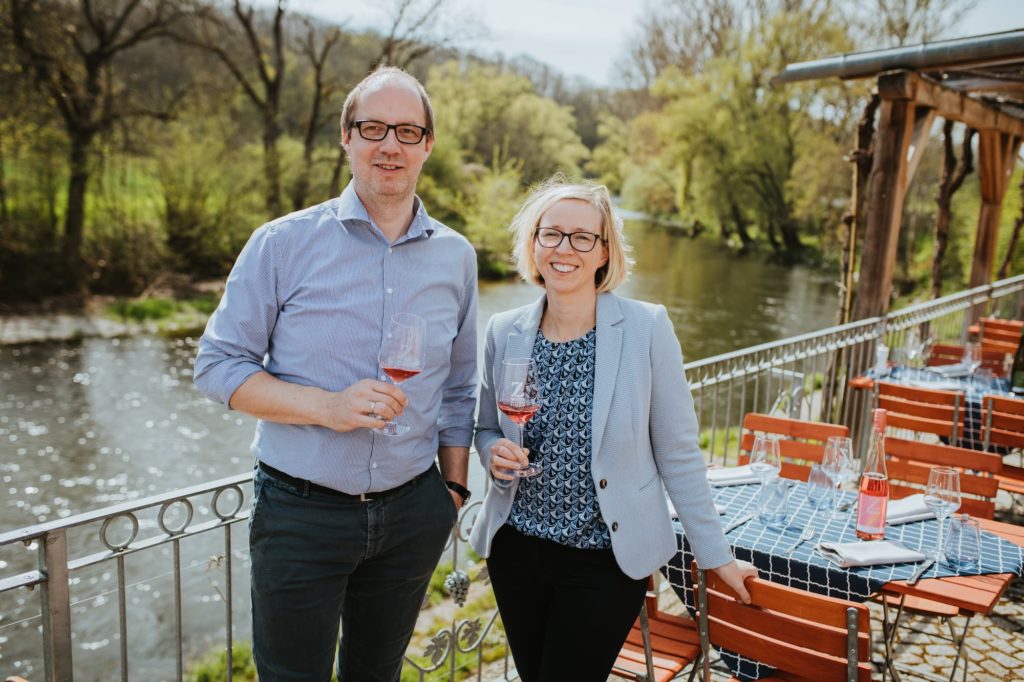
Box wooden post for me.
[969,131,1022,291]
[853,73,934,321]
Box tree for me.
[931,121,975,297]
[7,0,187,293]
[179,0,287,217]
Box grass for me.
[106,293,221,324]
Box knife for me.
[907,556,936,586]
[724,512,755,533]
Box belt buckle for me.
[358,492,370,502]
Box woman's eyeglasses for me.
[534,227,603,253]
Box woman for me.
[469,178,757,682]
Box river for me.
[0,222,838,679]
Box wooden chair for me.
[926,343,1012,377]
[737,413,849,481]
[873,381,964,445]
[982,394,1024,501]
[612,576,700,682]
[878,437,1002,680]
[980,317,1022,351]
[691,563,873,682]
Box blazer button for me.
[611,522,619,532]
[599,479,608,489]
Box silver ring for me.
[369,400,376,414]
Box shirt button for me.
[387,248,393,254]
[599,479,608,489]
[611,522,619,532]
[372,462,378,469]
[386,287,393,294]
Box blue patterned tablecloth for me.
[666,482,1024,680]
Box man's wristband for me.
[445,480,471,503]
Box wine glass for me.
[806,464,833,511]
[749,434,782,483]
[963,342,982,375]
[374,313,425,436]
[497,357,542,477]
[904,327,922,370]
[821,436,853,517]
[923,466,961,563]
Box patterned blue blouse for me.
[506,328,611,549]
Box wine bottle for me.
[856,408,889,540]
[1010,327,1024,396]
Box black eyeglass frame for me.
[349,120,432,144]
[534,227,604,253]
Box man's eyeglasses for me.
[350,120,431,145]
[535,227,603,253]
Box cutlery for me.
[784,524,817,555]
[724,512,755,533]
[907,556,936,585]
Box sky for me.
[292,0,1024,87]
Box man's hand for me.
[318,378,408,432]
[489,439,529,480]
[449,489,464,512]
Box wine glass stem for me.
[518,424,524,449]
[937,517,945,560]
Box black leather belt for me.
[257,461,433,502]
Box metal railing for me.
[2,274,1022,682]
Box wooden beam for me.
[969,131,1023,290]
[905,106,937,185]
[853,98,916,320]
[877,71,1024,137]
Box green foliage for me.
[190,642,258,682]
[459,160,524,279]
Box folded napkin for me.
[929,363,971,378]
[706,465,760,486]
[886,494,935,525]
[816,540,926,568]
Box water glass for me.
[944,514,981,569]
[759,477,790,531]
[805,464,833,511]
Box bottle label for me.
[857,495,887,534]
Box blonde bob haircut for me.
[510,176,633,293]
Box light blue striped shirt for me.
[194,183,478,494]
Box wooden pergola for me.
[775,30,1024,321]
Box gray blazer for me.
[469,292,733,579]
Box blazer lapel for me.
[591,293,623,461]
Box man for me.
[194,67,477,682]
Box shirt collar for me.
[335,181,435,241]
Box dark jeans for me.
[486,525,648,682]
[249,464,457,682]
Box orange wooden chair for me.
[878,437,1002,679]
[691,563,873,682]
[982,394,1024,502]
[873,381,964,445]
[611,576,700,682]
[926,343,1012,377]
[737,413,849,481]
[980,317,1022,351]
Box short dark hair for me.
[340,66,434,138]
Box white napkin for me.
[706,465,760,486]
[929,364,970,378]
[886,494,935,525]
[815,540,926,568]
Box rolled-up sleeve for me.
[193,225,280,406]
[437,252,478,447]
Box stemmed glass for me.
[923,466,962,563]
[749,433,782,485]
[374,313,425,436]
[963,342,983,375]
[904,327,922,370]
[497,357,542,477]
[821,436,854,517]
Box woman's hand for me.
[712,559,759,604]
[489,439,530,480]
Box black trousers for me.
[486,525,648,682]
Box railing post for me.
[39,530,74,682]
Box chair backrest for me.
[738,413,849,481]
[981,338,1018,359]
[926,343,1011,377]
[980,317,1023,349]
[982,394,1024,451]
[873,381,964,444]
[692,563,872,682]
[883,436,1002,518]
